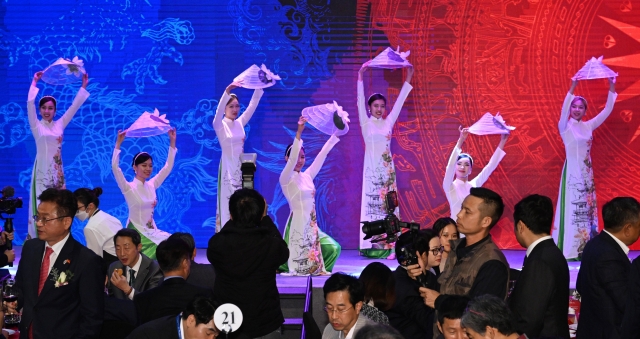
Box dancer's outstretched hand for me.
[32,71,43,86]
[406,65,414,83]
[296,116,307,140]
[82,73,89,89]
[115,130,127,149]
[168,127,177,148]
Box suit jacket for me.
[125,315,178,339]
[620,256,640,339]
[385,266,435,339]
[15,236,104,339]
[322,314,375,339]
[107,253,163,299]
[576,231,631,339]
[134,277,212,324]
[186,261,215,293]
[508,239,570,339]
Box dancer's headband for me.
[133,152,151,164]
[39,95,57,107]
[457,153,474,167]
[367,93,386,105]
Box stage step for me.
[279,283,313,339]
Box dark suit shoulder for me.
[126,315,177,338]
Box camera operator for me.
[207,188,289,339]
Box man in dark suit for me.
[14,188,104,338]
[509,194,570,339]
[576,197,640,339]
[621,256,640,339]
[126,296,219,339]
[168,232,215,293]
[134,237,212,324]
[107,228,163,300]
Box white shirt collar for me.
[179,315,185,338]
[223,117,234,123]
[603,230,630,256]
[340,315,359,339]
[526,236,552,257]
[129,253,143,273]
[48,232,71,255]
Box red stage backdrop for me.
[355,0,640,249]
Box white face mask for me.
[76,210,90,221]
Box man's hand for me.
[110,270,131,293]
[419,287,440,308]
[4,250,15,263]
[406,263,423,280]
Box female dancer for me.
[443,127,508,219]
[73,187,122,273]
[213,81,263,232]
[112,128,176,259]
[27,71,89,238]
[357,62,414,259]
[553,77,616,259]
[279,117,342,275]
[432,217,458,273]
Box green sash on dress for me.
[279,215,342,273]
[127,222,158,259]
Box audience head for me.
[513,194,554,248]
[353,324,403,339]
[228,188,266,228]
[437,295,470,339]
[359,262,396,311]
[181,296,220,339]
[395,230,442,269]
[156,238,192,278]
[169,232,197,260]
[73,187,103,221]
[461,295,516,339]
[113,228,142,268]
[323,273,365,335]
[602,197,640,246]
[457,187,504,237]
[433,217,459,254]
[36,188,77,245]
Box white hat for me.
[233,64,281,89]
[41,56,86,85]
[126,108,172,138]
[468,112,515,135]
[573,56,618,80]
[301,101,350,136]
[367,46,412,69]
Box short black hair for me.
[168,232,196,253]
[353,324,403,339]
[432,217,458,237]
[323,273,364,307]
[228,188,266,228]
[359,262,395,311]
[156,238,191,272]
[73,187,104,208]
[602,197,640,232]
[461,295,516,336]
[182,296,219,325]
[437,295,470,325]
[513,194,554,235]
[113,228,142,247]
[395,229,438,266]
[469,187,504,229]
[38,188,78,219]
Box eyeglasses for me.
[77,205,86,211]
[430,246,445,256]
[323,305,353,315]
[33,215,70,225]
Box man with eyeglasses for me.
[12,188,104,338]
[322,273,374,339]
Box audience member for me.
[353,324,403,339]
[576,197,640,339]
[207,188,289,339]
[509,194,569,339]
[322,273,374,339]
[358,262,395,325]
[435,295,469,339]
[621,256,640,339]
[134,237,211,324]
[0,229,15,268]
[168,232,216,293]
[461,295,525,339]
[432,217,459,273]
[108,228,163,300]
[386,230,439,339]
[14,188,104,338]
[126,296,220,339]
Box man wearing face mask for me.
[74,187,123,274]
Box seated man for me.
[322,272,375,339]
[126,296,220,339]
[168,232,215,293]
[461,295,525,339]
[354,324,403,339]
[108,228,163,300]
[134,237,212,324]
[435,295,469,339]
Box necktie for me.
[129,268,136,287]
[38,247,54,295]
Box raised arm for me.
[237,88,264,127]
[112,130,131,193]
[386,68,414,126]
[27,72,43,136]
[357,63,370,129]
[558,80,578,133]
[472,134,507,187]
[59,73,90,129]
[279,118,305,187]
[587,77,617,131]
[213,82,242,132]
[151,127,177,189]
[443,127,467,192]
[305,134,340,180]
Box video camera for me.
[0,186,22,252]
[361,191,419,244]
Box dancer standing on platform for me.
[213,81,263,232]
[357,62,414,259]
[443,127,508,220]
[553,77,616,260]
[26,71,90,238]
[112,128,176,259]
[279,117,341,275]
